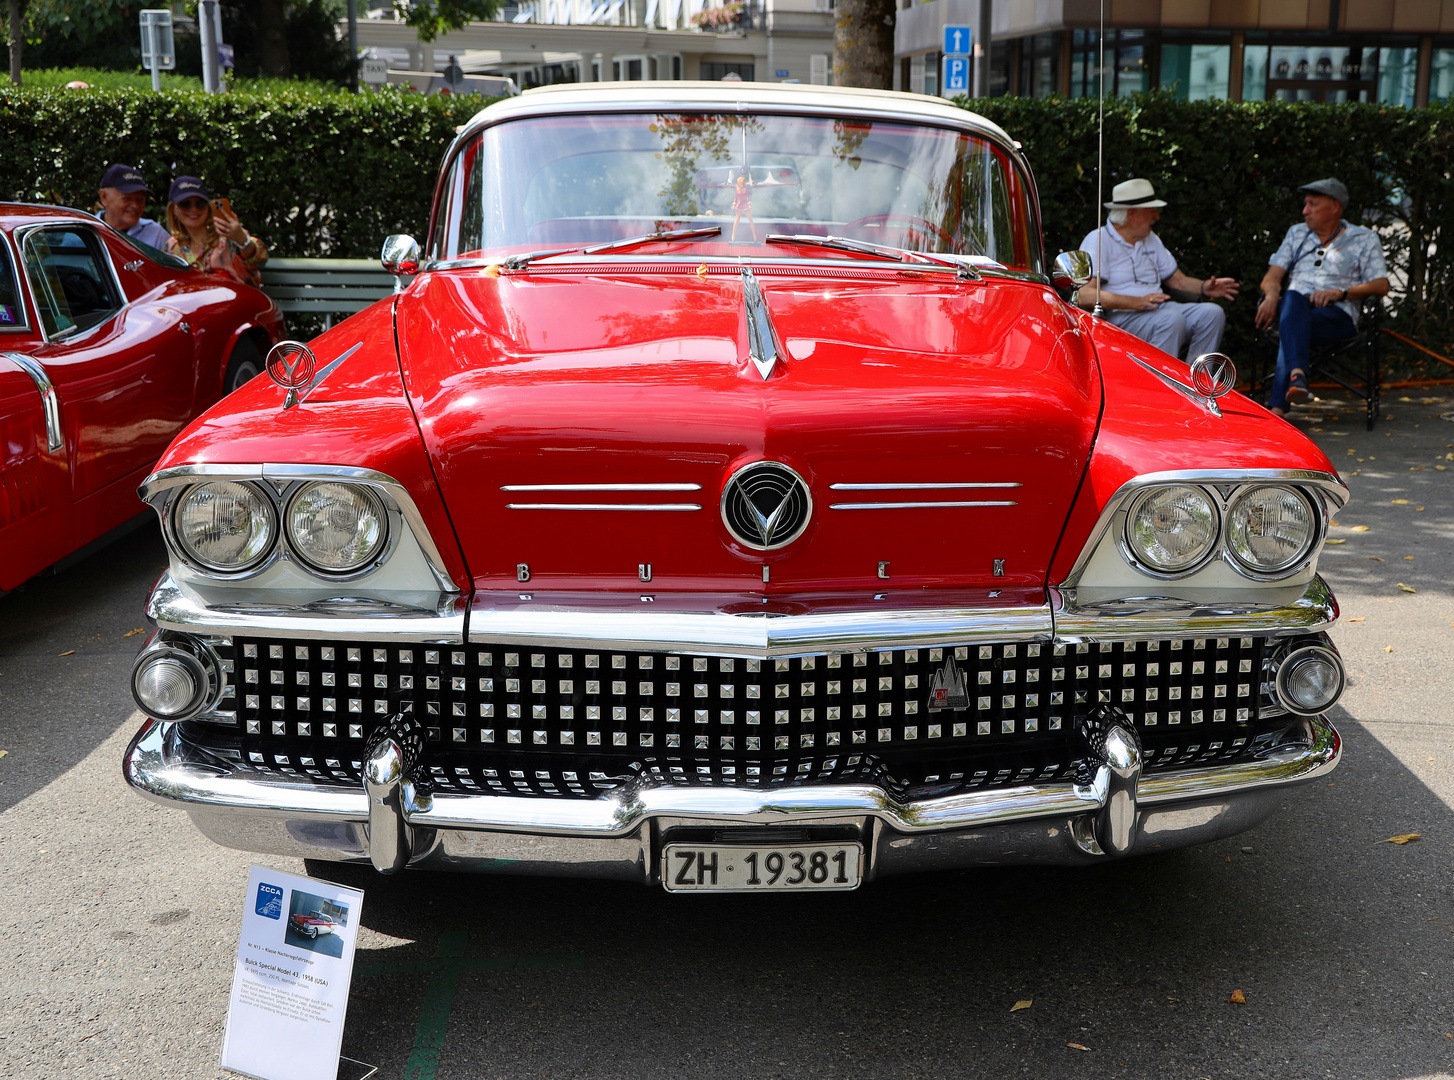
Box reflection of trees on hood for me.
[651,114,765,218]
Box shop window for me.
[1433,48,1454,101]
[1377,47,1418,107]
[1160,43,1229,100]
[700,61,754,81]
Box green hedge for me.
[0,86,492,260]
[967,93,1454,378]
[2,87,1450,377]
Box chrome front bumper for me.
[124,713,1340,881]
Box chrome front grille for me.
[189,635,1284,799]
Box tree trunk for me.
[256,0,292,77]
[833,0,894,90]
[7,0,22,86]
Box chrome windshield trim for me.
[1058,469,1350,590]
[2,351,63,452]
[830,501,1017,510]
[1051,575,1338,642]
[501,483,702,491]
[126,713,1339,836]
[466,603,1055,656]
[830,482,1022,490]
[139,463,461,594]
[505,503,701,511]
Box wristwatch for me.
[1340,288,1349,302]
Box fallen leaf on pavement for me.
[1351,525,1371,532]
[58,650,75,657]
[0,749,8,758]
[1010,1000,1032,1012]
[1410,466,1424,471]
[1405,556,1416,560]
[1382,834,1420,845]
[1391,499,1410,505]
[1326,539,1346,544]
[1368,556,1385,561]
[1230,989,1247,1004]
[1437,465,1448,471]
[1397,583,1417,593]
[1067,1043,1091,1052]
[1346,617,1365,622]
[1417,506,1425,511]
[1385,645,1394,652]
[122,628,145,638]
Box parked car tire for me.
[223,336,263,394]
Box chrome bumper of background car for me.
[125,713,1340,879]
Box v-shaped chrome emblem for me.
[741,267,783,381]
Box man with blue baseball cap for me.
[96,163,171,250]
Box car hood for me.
[395,265,1101,598]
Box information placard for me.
[222,866,365,1080]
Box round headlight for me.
[1275,645,1345,715]
[173,481,277,572]
[1124,485,1219,573]
[1226,485,1316,574]
[286,482,388,573]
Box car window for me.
[22,227,124,339]
[0,239,24,330]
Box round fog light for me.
[132,647,212,719]
[1275,645,1345,716]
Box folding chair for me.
[1248,296,1382,430]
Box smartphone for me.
[212,197,232,216]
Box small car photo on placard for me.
[284,889,348,957]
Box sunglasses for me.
[176,198,209,211]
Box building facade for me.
[895,0,1454,107]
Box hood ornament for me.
[1190,352,1237,399]
[721,461,812,550]
[740,267,784,381]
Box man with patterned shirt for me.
[1255,178,1389,417]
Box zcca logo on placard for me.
[255,882,283,920]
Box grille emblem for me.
[720,461,812,550]
[928,654,970,711]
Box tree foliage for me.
[392,0,500,43]
[967,91,1454,373]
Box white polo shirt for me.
[1079,223,1177,298]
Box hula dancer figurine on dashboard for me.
[731,167,756,242]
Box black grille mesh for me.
[193,635,1279,799]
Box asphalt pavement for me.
[1,392,1452,1080]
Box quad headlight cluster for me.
[171,480,388,576]
[1124,483,1320,579]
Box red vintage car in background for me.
[289,910,338,938]
[0,204,284,593]
[125,85,1348,892]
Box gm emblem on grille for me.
[928,653,970,711]
[720,461,812,550]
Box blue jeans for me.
[1269,290,1356,411]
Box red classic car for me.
[124,84,1347,892]
[0,204,284,593]
[289,911,338,938]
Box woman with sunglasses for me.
[1255,178,1389,418]
[163,176,268,287]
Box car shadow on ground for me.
[0,520,168,815]
[316,714,1454,1080]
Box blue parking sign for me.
[943,55,969,94]
[942,24,972,56]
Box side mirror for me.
[1052,250,1093,294]
[381,234,421,276]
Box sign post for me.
[221,866,367,1080]
[138,10,175,92]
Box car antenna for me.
[1093,0,1106,318]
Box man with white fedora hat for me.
[1077,178,1239,362]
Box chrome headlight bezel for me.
[1119,484,1222,578]
[1224,484,1319,577]
[169,480,279,575]
[283,480,391,577]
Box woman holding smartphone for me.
[163,175,268,286]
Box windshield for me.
[429,112,1040,273]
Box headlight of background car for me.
[1124,485,1219,573]
[1225,485,1316,574]
[285,481,387,573]
[173,481,277,572]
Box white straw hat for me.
[1105,178,1167,209]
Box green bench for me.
[258,258,398,328]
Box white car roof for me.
[456,81,1018,155]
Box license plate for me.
[662,843,862,893]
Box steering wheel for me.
[840,213,955,250]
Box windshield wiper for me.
[503,227,723,271]
[765,233,981,280]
